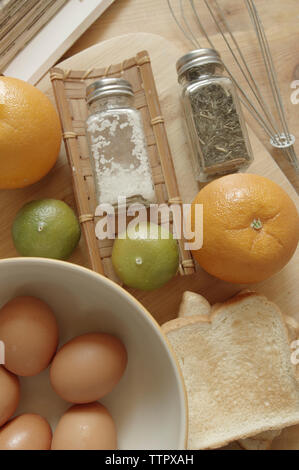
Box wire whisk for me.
[167,0,299,173]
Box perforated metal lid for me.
[176,48,223,77]
[86,78,134,104]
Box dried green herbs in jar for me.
[177,49,253,182]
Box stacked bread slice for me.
[162,291,299,450]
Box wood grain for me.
[1,0,299,447]
[62,0,299,193]
[37,33,299,327]
[42,38,299,452]
[4,0,115,84]
[50,51,195,279]
[41,1,299,450]
[0,32,297,323]
[0,0,68,70]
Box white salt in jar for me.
[85,78,156,209]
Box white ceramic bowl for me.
[0,258,187,450]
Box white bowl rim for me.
[0,257,188,450]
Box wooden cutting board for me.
[1,33,299,449]
[25,32,299,319]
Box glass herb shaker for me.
[85,78,156,208]
[176,49,253,182]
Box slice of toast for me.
[240,316,299,450]
[178,291,211,318]
[162,292,299,450]
[176,291,299,450]
[239,429,282,450]
[177,291,294,449]
[239,314,299,450]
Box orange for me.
[0,77,61,189]
[191,173,299,284]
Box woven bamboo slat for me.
[0,0,37,26]
[0,1,41,40]
[0,0,68,71]
[50,50,195,283]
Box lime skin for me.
[112,222,180,291]
[12,199,81,260]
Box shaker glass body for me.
[178,54,253,182]
[86,91,156,208]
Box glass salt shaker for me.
[85,78,156,208]
[176,49,253,182]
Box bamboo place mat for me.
[50,50,195,283]
[0,0,68,71]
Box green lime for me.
[112,222,179,291]
[12,199,81,260]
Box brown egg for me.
[50,333,127,403]
[0,414,52,450]
[0,366,20,427]
[0,296,59,376]
[51,403,117,450]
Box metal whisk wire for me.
[245,0,291,141]
[167,0,299,172]
[168,0,198,48]
[168,0,277,138]
[189,0,278,139]
[203,0,281,140]
[174,0,279,139]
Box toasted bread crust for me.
[163,290,299,450]
[178,291,211,318]
[161,315,210,335]
[238,438,272,450]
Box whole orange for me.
[191,173,299,284]
[0,77,61,189]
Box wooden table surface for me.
[1,0,298,450]
[35,1,299,450]
[63,0,299,193]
